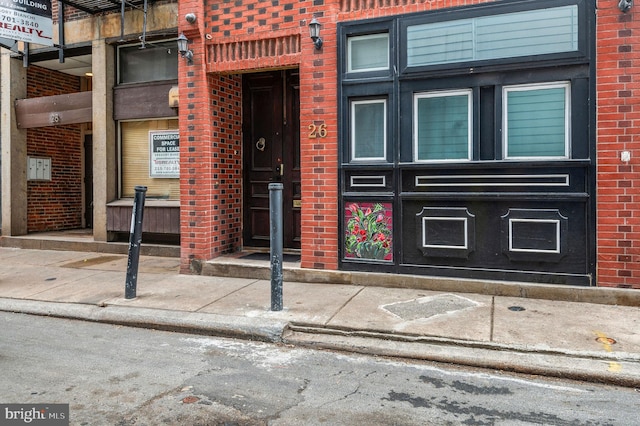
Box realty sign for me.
[0,0,53,46]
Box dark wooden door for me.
[242,70,301,249]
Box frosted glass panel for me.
[476,8,578,59]
[505,84,568,158]
[407,5,578,67]
[352,100,386,160]
[348,33,389,72]
[408,20,473,66]
[415,91,471,161]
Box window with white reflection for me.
[348,33,389,72]
[351,99,387,161]
[414,90,472,161]
[503,82,570,159]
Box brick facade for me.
[177,0,524,273]
[174,0,640,288]
[14,0,639,288]
[26,66,83,232]
[178,0,340,272]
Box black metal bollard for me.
[269,183,283,311]
[125,186,147,299]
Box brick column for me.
[596,1,640,288]
[178,1,241,273]
[299,9,339,270]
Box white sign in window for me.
[149,131,180,178]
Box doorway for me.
[242,69,301,250]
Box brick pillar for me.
[596,0,640,288]
[179,0,215,273]
[299,9,339,270]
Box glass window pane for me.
[121,120,180,199]
[407,20,474,67]
[407,5,578,67]
[505,83,569,158]
[415,91,471,161]
[348,33,389,72]
[352,100,386,161]
[119,41,179,84]
[476,7,578,60]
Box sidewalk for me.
[1,246,639,387]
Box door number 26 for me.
[308,122,328,139]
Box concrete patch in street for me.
[382,293,480,321]
[326,287,492,341]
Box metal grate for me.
[61,0,149,14]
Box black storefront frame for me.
[338,0,596,285]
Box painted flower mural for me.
[345,202,393,261]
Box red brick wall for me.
[596,1,640,288]
[51,1,90,22]
[26,66,83,232]
[178,72,242,265]
[179,0,340,271]
[178,0,510,272]
[181,0,632,289]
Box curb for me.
[284,325,640,388]
[2,297,639,388]
[0,298,287,343]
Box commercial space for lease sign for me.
[149,130,180,178]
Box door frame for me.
[241,69,301,250]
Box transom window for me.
[406,5,578,67]
[118,40,178,84]
[347,33,390,72]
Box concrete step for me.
[0,233,179,257]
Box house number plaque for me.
[308,122,328,139]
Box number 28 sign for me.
[308,121,328,139]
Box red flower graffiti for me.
[345,203,392,261]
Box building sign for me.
[149,131,179,178]
[0,0,53,46]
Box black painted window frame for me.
[338,0,595,278]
